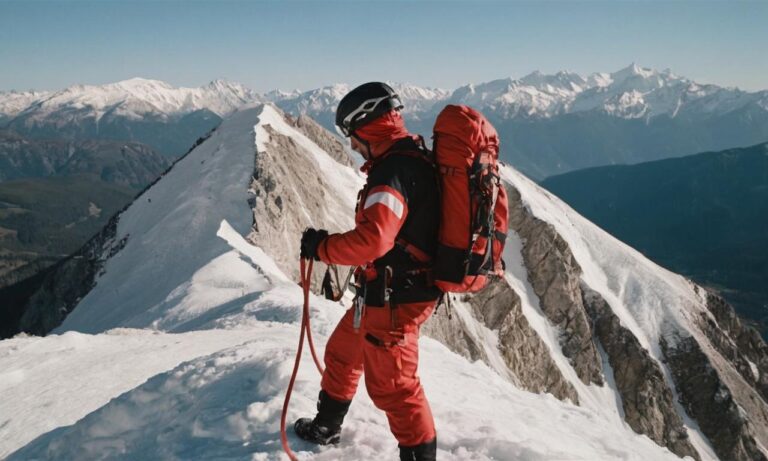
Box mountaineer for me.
[297,81,441,461]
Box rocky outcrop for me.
[289,114,353,168]
[662,335,768,461]
[247,108,355,284]
[423,279,579,403]
[673,289,768,460]
[702,291,768,401]
[469,278,579,402]
[506,185,603,385]
[582,285,698,460]
[421,302,488,365]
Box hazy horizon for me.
[2,1,767,93]
[2,62,767,96]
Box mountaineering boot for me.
[293,417,341,445]
[399,437,437,461]
[293,390,351,446]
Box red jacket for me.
[318,110,441,306]
[318,110,414,266]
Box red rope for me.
[280,258,325,461]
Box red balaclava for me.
[354,110,415,168]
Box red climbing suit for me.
[316,110,438,447]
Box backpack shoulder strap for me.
[374,135,434,167]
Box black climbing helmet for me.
[335,82,404,137]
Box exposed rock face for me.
[421,302,487,365]
[423,279,579,403]
[467,278,579,403]
[662,335,768,461]
[506,185,603,385]
[703,291,768,401]
[246,108,356,285]
[677,290,768,460]
[290,114,353,168]
[581,285,698,460]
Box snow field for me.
[4,279,686,460]
[0,328,258,459]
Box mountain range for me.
[1,104,767,460]
[1,78,258,158]
[0,129,168,185]
[270,64,768,179]
[3,64,767,177]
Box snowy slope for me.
[498,165,721,459]
[500,165,705,351]
[54,105,282,333]
[52,103,361,334]
[3,222,684,461]
[3,103,766,460]
[0,327,258,459]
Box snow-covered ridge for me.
[499,164,706,350]
[3,77,261,121]
[50,104,268,332]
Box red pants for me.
[321,300,437,446]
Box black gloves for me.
[301,228,328,261]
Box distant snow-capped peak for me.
[270,82,449,116]
[0,90,51,117]
[3,66,766,124]
[273,83,351,113]
[448,64,767,119]
[13,78,261,121]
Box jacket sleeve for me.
[318,166,408,266]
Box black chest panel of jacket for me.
[362,138,442,307]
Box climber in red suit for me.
[297,82,441,461]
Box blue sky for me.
[1,0,766,93]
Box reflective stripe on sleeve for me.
[363,191,405,219]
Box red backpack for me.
[432,105,508,293]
